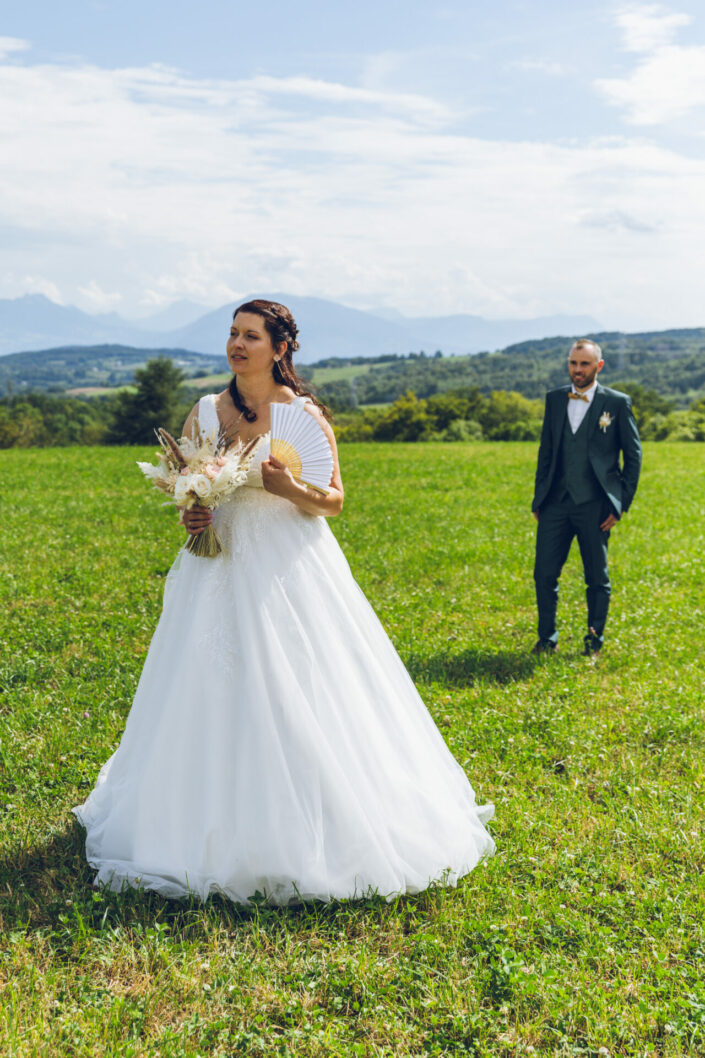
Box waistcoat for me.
[552,411,602,504]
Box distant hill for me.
[0,344,227,396]
[308,329,705,408]
[160,294,601,362]
[0,292,600,361]
[2,327,704,404]
[0,295,162,356]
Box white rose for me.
[191,473,213,501]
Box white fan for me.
[270,402,333,495]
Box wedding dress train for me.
[74,395,495,904]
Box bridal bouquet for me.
[138,427,261,558]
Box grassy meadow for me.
[1,442,703,1057]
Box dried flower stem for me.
[185,522,222,558]
[157,428,187,469]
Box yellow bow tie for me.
[569,392,589,402]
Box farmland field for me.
[190,373,232,391]
[1,442,703,1056]
[307,363,376,385]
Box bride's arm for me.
[261,407,344,517]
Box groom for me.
[531,339,641,656]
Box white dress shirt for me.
[567,380,597,434]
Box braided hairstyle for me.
[228,299,331,422]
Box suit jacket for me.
[532,383,642,517]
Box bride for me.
[74,299,495,904]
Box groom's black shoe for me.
[581,637,602,657]
[531,640,558,656]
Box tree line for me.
[333,387,705,443]
[0,359,191,448]
[309,330,705,409]
[0,343,225,395]
[1,357,704,449]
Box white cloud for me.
[20,275,64,303]
[0,36,29,60]
[245,75,451,125]
[579,208,656,232]
[139,258,241,310]
[614,4,691,52]
[77,281,123,311]
[1,48,705,328]
[596,5,705,125]
[596,43,705,124]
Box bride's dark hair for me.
[228,299,331,423]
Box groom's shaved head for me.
[568,338,604,391]
[570,339,602,361]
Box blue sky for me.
[2,1,705,328]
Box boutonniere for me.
[599,411,612,433]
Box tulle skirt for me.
[74,487,494,904]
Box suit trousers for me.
[534,495,611,647]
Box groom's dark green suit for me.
[532,383,641,652]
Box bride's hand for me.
[261,456,298,499]
[182,507,213,535]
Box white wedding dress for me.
[74,394,495,904]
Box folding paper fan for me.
[270,402,333,494]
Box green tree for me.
[372,392,434,442]
[109,358,186,444]
[440,419,483,442]
[0,402,44,447]
[425,389,485,431]
[479,391,543,440]
[611,383,675,429]
[0,393,111,448]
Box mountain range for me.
[0,293,601,362]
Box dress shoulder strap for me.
[291,395,313,409]
[197,393,219,437]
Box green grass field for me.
[189,373,232,391]
[1,443,703,1056]
[308,364,376,385]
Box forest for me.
[1,325,705,447]
[306,328,705,410]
